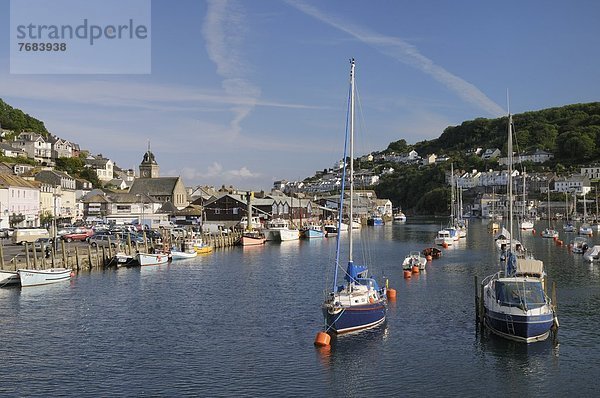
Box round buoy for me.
[442,242,449,249]
[426,255,432,261]
[553,236,558,241]
[314,331,331,347]
[412,265,420,274]
[69,271,75,277]
[403,270,412,279]
[532,229,536,235]
[557,240,563,246]
[387,288,397,300]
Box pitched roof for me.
[129,177,181,196]
[0,173,39,189]
[157,201,177,213]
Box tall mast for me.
[450,163,455,222]
[348,58,355,263]
[508,113,514,249]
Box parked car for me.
[89,234,120,248]
[33,238,54,252]
[0,228,13,238]
[61,228,93,242]
[116,232,145,244]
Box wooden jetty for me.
[0,231,242,273]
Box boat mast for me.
[348,58,355,264]
[508,113,514,251]
[246,191,252,232]
[450,162,455,223]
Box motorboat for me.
[402,251,427,270]
[17,268,72,287]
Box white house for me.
[85,155,115,182]
[481,148,501,160]
[0,173,40,228]
[553,174,591,195]
[12,132,52,164]
[581,165,600,180]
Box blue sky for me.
[1,0,599,190]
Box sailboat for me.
[519,169,534,230]
[541,186,559,239]
[579,191,593,236]
[592,186,600,231]
[238,191,266,246]
[563,191,575,232]
[481,111,558,343]
[321,59,387,334]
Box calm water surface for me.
[1,218,599,397]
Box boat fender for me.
[369,297,375,304]
[158,255,162,262]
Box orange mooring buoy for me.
[553,236,558,241]
[387,288,396,300]
[532,229,536,235]
[442,242,449,249]
[70,271,75,277]
[403,270,412,279]
[412,265,420,274]
[426,255,432,261]
[314,331,331,347]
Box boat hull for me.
[484,309,554,343]
[170,251,198,260]
[0,270,20,286]
[136,253,169,266]
[302,228,325,238]
[239,235,266,246]
[17,268,72,287]
[323,302,386,334]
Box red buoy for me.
[70,271,75,277]
[426,255,433,261]
[387,288,397,300]
[403,270,412,279]
[442,242,449,249]
[412,265,420,274]
[314,331,331,347]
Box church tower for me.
[139,142,159,178]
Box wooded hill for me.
[375,102,600,214]
[0,98,48,137]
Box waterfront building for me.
[0,173,40,228]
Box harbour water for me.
[1,218,599,396]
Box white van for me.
[12,228,50,244]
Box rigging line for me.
[331,66,352,291]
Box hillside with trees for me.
[0,98,48,137]
[375,102,600,214]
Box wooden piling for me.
[51,246,55,268]
[127,234,132,255]
[107,237,113,259]
[25,242,31,269]
[0,243,4,269]
[479,282,485,328]
[75,246,80,271]
[32,243,38,269]
[61,240,66,265]
[474,276,479,325]
[87,245,93,269]
[552,281,558,311]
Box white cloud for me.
[174,163,261,184]
[203,0,261,139]
[286,0,506,117]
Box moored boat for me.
[583,245,600,262]
[402,251,427,270]
[170,250,198,260]
[136,252,169,266]
[481,111,558,343]
[301,224,326,239]
[434,229,453,246]
[320,59,386,335]
[0,270,20,286]
[422,247,442,259]
[570,236,589,254]
[238,230,266,246]
[17,268,72,287]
